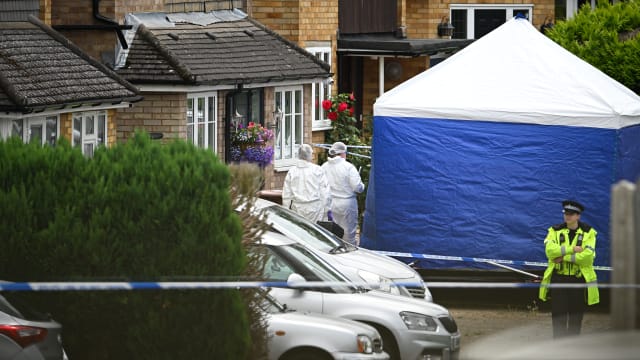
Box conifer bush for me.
[0,132,249,359]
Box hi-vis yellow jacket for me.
[538,222,599,305]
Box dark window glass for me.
[474,9,506,39]
[233,89,264,127]
[451,9,467,39]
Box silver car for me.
[252,232,460,360]
[263,292,389,360]
[0,293,65,360]
[253,198,433,302]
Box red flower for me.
[337,102,348,112]
[247,122,255,129]
[328,112,338,121]
[349,107,354,116]
[349,93,355,101]
[322,99,333,111]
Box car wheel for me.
[376,326,401,360]
[281,348,332,360]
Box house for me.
[250,0,592,128]
[112,10,331,189]
[0,14,141,154]
[1,0,590,189]
[0,0,333,191]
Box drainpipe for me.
[52,0,130,50]
[92,0,128,49]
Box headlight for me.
[400,311,438,331]
[356,334,374,354]
[357,270,401,295]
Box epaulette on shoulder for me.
[579,222,592,232]
[552,223,566,231]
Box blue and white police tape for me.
[313,143,371,159]
[374,250,613,272]
[2,281,636,292]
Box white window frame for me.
[2,115,59,146]
[72,111,107,157]
[450,4,533,39]
[274,86,304,170]
[307,46,332,130]
[565,0,597,19]
[187,92,218,151]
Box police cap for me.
[562,200,584,214]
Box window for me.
[5,115,59,146]
[187,92,217,150]
[73,111,106,157]
[450,4,533,39]
[274,87,303,169]
[230,89,263,129]
[307,46,332,130]
[557,0,597,21]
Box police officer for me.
[539,200,599,338]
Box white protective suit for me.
[282,158,331,223]
[322,155,364,245]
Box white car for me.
[253,198,433,302]
[263,292,389,360]
[252,232,460,360]
[0,293,66,360]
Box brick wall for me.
[116,92,187,143]
[250,0,302,42]
[113,0,164,23]
[360,56,428,121]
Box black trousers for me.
[550,274,585,339]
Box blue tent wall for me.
[619,124,640,181]
[360,116,618,270]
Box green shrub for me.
[546,0,640,93]
[0,132,249,359]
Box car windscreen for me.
[263,205,355,253]
[252,243,356,294]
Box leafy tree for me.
[546,0,640,93]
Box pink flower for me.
[337,102,348,112]
[247,122,255,129]
[322,99,333,111]
[349,93,355,101]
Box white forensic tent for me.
[361,17,640,275]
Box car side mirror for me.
[286,273,306,289]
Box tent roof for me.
[374,18,640,129]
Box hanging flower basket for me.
[230,122,274,166]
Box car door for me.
[260,251,324,313]
[268,287,324,314]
